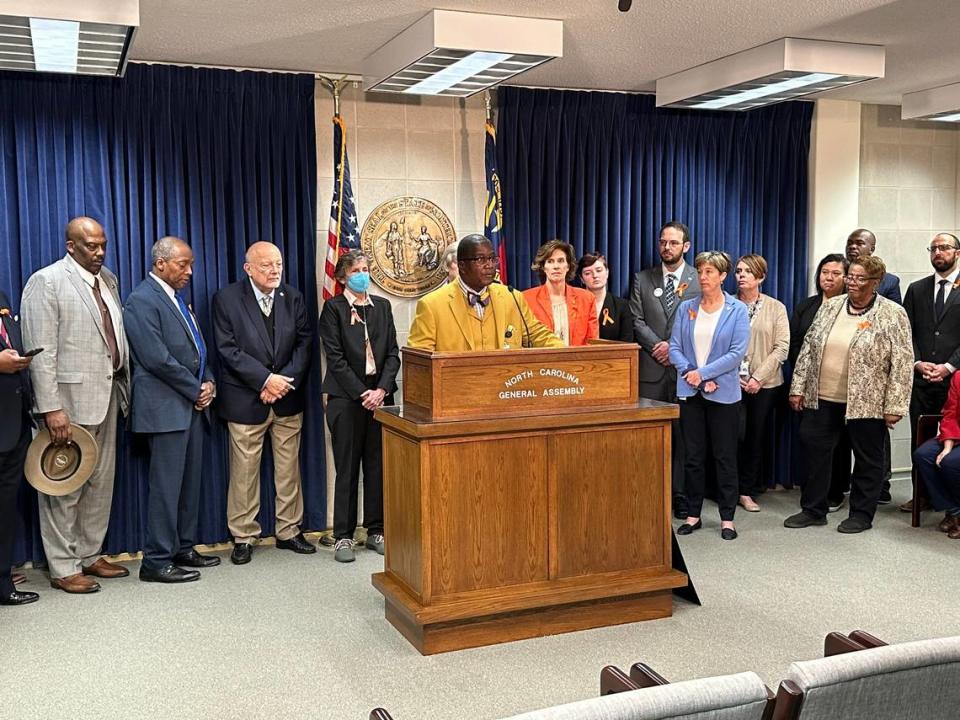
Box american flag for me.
[323,115,360,300]
[484,120,507,283]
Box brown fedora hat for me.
[25,425,99,497]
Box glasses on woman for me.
[844,274,878,285]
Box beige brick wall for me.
[858,103,960,471]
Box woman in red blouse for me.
[913,371,960,539]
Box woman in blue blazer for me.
[669,251,750,540]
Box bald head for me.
[244,241,283,293]
[65,216,107,275]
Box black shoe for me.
[318,534,336,547]
[784,511,828,528]
[877,490,892,505]
[838,517,872,534]
[139,564,201,583]
[675,520,702,535]
[720,527,738,541]
[276,533,316,554]
[0,590,40,606]
[172,549,220,568]
[672,496,689,520]
[230,543,252,565]
[827,496,846,513]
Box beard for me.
[932,257,956,273]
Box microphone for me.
[505,284,532,348]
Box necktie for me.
[467,291,490,307]
[0,317,9,349]
[175,294,207,381]
[92,278,121,370]
[935,279,948,322]
[664,274,677,313]
[260,295,273,317]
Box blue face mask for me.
[347,271,370,293]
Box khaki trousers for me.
[227,410,304,544]
[38,383,120,579]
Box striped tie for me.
[664,274,677,313]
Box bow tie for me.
[467,291,490,307]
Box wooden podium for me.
[372,342,686,655]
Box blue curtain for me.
[497,87,813,488]
[0,64,322,564]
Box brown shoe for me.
[82,558,130,579]
[900,497,930,513]
[949,525,960,540]
[938,514,959,533]
[50,573,100,594]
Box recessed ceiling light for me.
[657,38,884,111]
[364,10,562,97]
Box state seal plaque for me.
[360,196,457,297]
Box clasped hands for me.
[916,361,951,383]
[360,387,387,411]
[259,373,295,405]
[194,381,216,411]
[681,369,717,394]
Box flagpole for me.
[318,74,350,117]
[484,89,493,124]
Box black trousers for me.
[143,411,205,571]
[642,369,685,497]
[911,383,950,449]
[738,387,779,497]
[680,394,740,521]
[0,423,30,596]
[828,429,852,502]
[327,391,386,539]
[799,401,886,521]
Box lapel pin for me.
[653,288,663,298]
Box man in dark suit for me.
[318,250,400,563]
[124,237,220,583]
[0,288,38,605]
[629,221,701,517]
[845,227,900,502]
[212,241,314,565]
[903,233,960,512]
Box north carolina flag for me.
[323,115,359,300]
[484,120,507,283]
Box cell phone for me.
[22,347,44,357]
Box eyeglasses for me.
[844,274,879,285]
[461,255,497,266]
[928,244,959,254]
[659,239,684,248]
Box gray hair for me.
[442,242,458,269]
[151,236,185,266]
[334,250,369,282]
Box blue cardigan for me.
[668,293,750,405]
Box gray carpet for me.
[1,479,958,720]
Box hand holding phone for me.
[22,347,44,357]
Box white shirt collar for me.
[249,277,275,304]
[343,287,373,307]
[149,272,177,301]
[458,276,487,299]
[662,261,686,283]
[67,253,101,288]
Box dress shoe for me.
[738,495,760,512]
[838,517,872,534]
[675,520,702,536]
[877,490,892,505]
[139,564,200,583]
[938,514,958,533]
[334,538,355,563]
[827,496,846,513]
[276,533,316,554]
[365,533,385,555]
[784,511,828,528]
[0,590,39,606]
[173,549,221,567]
[672,495,689,520]
[720,527,738,541]
[318,534,336,547]
[900,497,930,513]
[50,573,100,594]
[948,525,960,540]
[231,543,252,565]
[82,557,130,579]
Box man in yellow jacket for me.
[408,235,562,352]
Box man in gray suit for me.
[629,221,701,518]
[21,217,130,594]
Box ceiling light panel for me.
[657,38,884,111]
[364,10,562,97]
[902,82,960,122]
[0,0,138,77]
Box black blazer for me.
[0,289,33,453]
[599,292,635,342]
[904,275,960,389]
[318,294,400,401]
[213,279,313,424]
[788,293,824,368]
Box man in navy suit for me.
[124,237,220,583]
[0,288,38,605]
[212,241,313,565]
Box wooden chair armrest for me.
[628,662,670,688]
[369,710,394,720]
[848,630,887,648]
[600,665,640,695]
[760,687,777,720]
[824,631,869,656]
[770,680,804,720]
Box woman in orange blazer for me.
[523,240,599,346]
